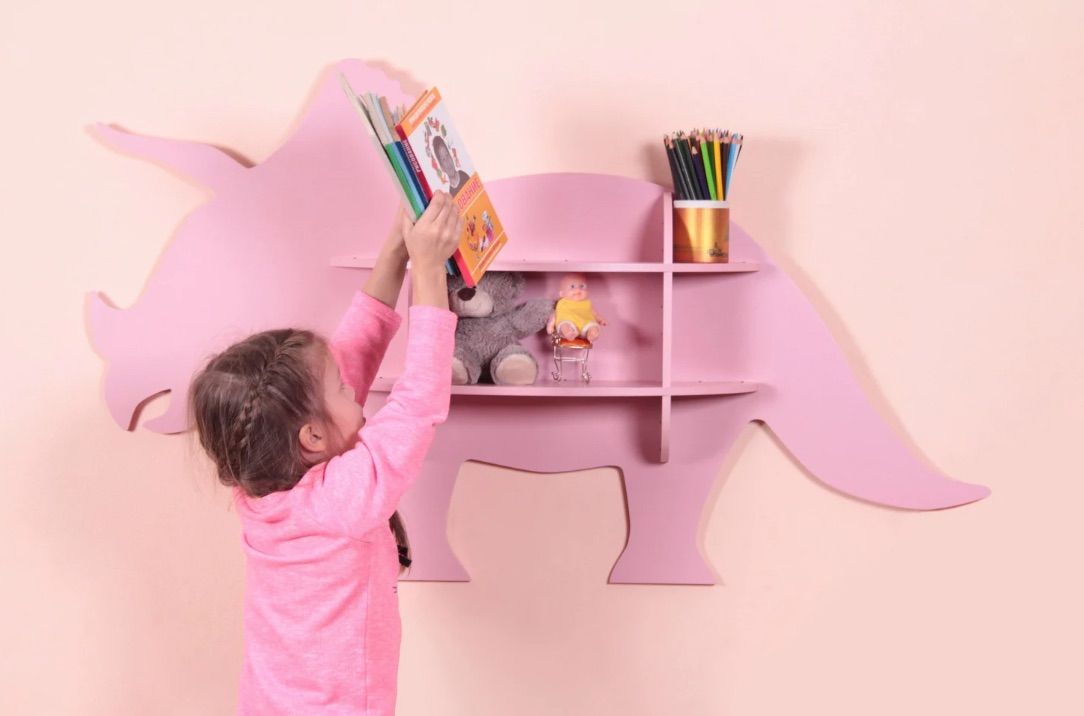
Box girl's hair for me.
[189,328,410,569]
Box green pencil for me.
[691,131,710,199]
[700,130,717,200]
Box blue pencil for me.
[725,133,742,199]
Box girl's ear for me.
[298,422,326,454]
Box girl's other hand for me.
[384,206,410,262]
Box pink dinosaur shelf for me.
[86,59,990,587]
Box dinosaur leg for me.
[396,457,469,582]
[610,398,754,585]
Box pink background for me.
[3,1,1082,714]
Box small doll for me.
[546,272,607,343]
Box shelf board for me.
[331,256,758,274]
[668,262,759,273]
[669,380,759,396]
[369,377,758,398]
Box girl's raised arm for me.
[328,209,412,404]
[311,302,456,539]
[328,291,401,407]
[311,192,463,539]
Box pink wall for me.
[3,1,1082,713]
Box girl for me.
[190,192,463,715]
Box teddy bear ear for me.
[490,271,522,297]
[501,271,525,292]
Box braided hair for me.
[189,328,410,569]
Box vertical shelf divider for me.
[660,191,674,463]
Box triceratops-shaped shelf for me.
[86,59,989,585]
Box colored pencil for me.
[664,135,691,200]
[674,135,696,199]
[667,134,693,198]
[713,129,723,199]
[663,135,680,199]
[699,130,717,200]
[724,129,732,198]
[726,133,742,198]
[689,137,709,200]
[676,133,700,199]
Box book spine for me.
[453,251,474,288]
[385,142,424,216]
[396,127,434,201]
[338,75,419,218]
[393,140,427,207]
[391,138,452,273]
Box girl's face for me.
[318,349,365,450]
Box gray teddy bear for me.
[447,271,555,385]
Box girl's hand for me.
[383,206,410,263]
[400,191,463,272]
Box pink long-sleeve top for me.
[233,291,456,715]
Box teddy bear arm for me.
[511,298,557,338]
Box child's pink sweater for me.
[233,291,456,715]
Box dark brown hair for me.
[189,328,409,569]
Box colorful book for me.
[394,87,507,288]
[339,76,455,275]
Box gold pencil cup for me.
[673,200,729,263]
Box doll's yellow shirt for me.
[555,298,597,330]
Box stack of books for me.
[340,75,507,287]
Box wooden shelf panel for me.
[371,376,662,397]
[370,377,758,398]
[669,380,759,396]
[669,262,758,273]
[331,256,758,274]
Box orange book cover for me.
[396,88,507,287]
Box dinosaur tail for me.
[87,123,247,192]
